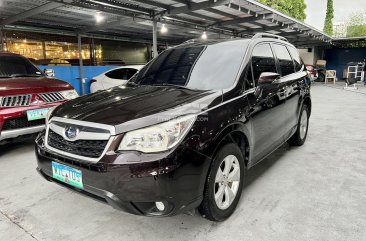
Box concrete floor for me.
[1,85,366,241]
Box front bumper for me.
[0,102,65,142]
[35,133,211,216]
[0,125,45,141]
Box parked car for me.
[305,64,318,81]
[35,34,311,221]
[0,52,79,144]
[90,65,144,92]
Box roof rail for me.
[252,33,288,42]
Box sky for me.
[304,0,366,31]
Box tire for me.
[199,143,245,221]
[288,104,309,146]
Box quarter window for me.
[251,44,277,84]
[272,44,294,76]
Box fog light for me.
[155,202,165,211]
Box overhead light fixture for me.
[201,31,207,40]
[95,12,104,23]
[160,23,168,33]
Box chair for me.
[344,77,358,90]
[325,70,336,84]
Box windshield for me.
[0,56,42,78]
[130,40,249,90]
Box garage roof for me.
[0,0,333,47]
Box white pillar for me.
[77,33,85,96]
[152,20,158,58]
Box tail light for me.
[91,79,97,83]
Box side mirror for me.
[44,69,55,77]
[258,72,280,85]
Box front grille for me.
[1,95,31,107]
[44,151,108,172]
[3,117,45,130]
[47,130,108,158]
[38,92,65,103]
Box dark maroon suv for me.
[35,34,311,221]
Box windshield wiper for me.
[10,74,42,77]
[125,82,139,87]
[149,83,191,90]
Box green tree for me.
[323,0,334,35]
[256,0,307,21]
[346,11,366,37]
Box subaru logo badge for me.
[65,126,78,140]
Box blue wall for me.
[325,48,366,80]
[38,65,117,94]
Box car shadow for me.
[0,140,34,158]
[244,143,290,188]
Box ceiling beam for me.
[209,13,274,27]
[79,18,133,33]
[46,0,149,18]
[85,0,153,15]
[238,23,296,34]
[0,2,64,26]
[156,0,232,17]
[133,0,168,9]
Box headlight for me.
[60,89,79,100]
[118,115,196,153]
[46,106,56,126]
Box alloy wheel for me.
[214,155,241,210]
[299,109,308,140]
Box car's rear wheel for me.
[288,104,309,146]
[199,143,245,221]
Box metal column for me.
[77,33,85,96]
[0,29,4,51]
[42,41,46,60]
[90,37,96,66]
[152,20,158,58]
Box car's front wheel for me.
[199,143,245,221]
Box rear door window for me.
[272,44,295,76]
[251,44,277,84]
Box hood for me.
[53,85,222,128]
[0,77,73,95]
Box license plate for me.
[26,108,49,121]
[52,162,83,189]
